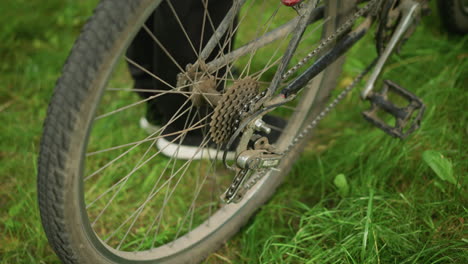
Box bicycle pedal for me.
[362,80,425,139]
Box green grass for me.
[1,1,467,263]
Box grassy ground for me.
[1,1,466,263]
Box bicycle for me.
[37,0,467,263]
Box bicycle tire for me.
[438,0,468,34]
[38,0,356,263]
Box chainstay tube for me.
[281,0,382,80]
[280,26,368,97]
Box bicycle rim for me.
[38,0,355,262]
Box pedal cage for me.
[362,80,425,139]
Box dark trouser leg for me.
[126,0,234,131]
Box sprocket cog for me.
[209,78,259,144]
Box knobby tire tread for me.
[38,1,141,263]
[37,0,344,263]
[438,0,468,34]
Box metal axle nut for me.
[254,119,271,134]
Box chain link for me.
[282,0,382,80]
[230,60,376,201]
[282,59,377,156]
[232,1,384,199]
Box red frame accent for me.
[281,0,302,7]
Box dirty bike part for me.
[37,0,355,263]
[209,78,259,144]
[438,0,468,34]
[362,80,425,138]
[359,0,426,139]
[222,0,385,166]
[281,19,370,97]
[224,137,282,203]
[376,0,400,55]
[237,137,281,170]
[221,94,296,170]
[265,0,320,96]
[282,0,382,81]
[220,168,250,203]
[203,5,325,74]
[362,0,420,99]
[223,59,378,204]
[221,0,384,202]
[221,0,424,212]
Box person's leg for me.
[127,0,234,132]
[126,12,163,126]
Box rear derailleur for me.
[179,65,286,204]
[221,135,283,204]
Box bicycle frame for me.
[197,0,423,101]
[220,0,425,163]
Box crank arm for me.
[361,0,420,99]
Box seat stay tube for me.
[198,0,248,61]
[204,5,325,74]
[266,0,320,96]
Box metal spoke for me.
[240,0,280,78]
[210,0,260,86]
[116,104,201,249]
[103,139,211,243]
[198,0,209,56]
[95,89,187,120]
[125,57,178,90]
[193,110,221,226]
[87,114,210,220]
[85,97,193,181]
[143,108,204,248]
[86,122,206,156]
[106,88,219,96]
[142,25,194,82]
[252,15,330,81]
[165,0,200,57]
[158,136,212,243]
[136,134,181,249]
[91,123,163,227]
[199,0,247,61]
[86,121,208,211]
[205,16,301,73]
[197,0,239,83]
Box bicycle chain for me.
[228,1,384,200]
[229,169,267,203]
[282,0,382,80]
[227,60,376,203]
[282,59,377,156]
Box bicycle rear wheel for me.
[38,0,356,263]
